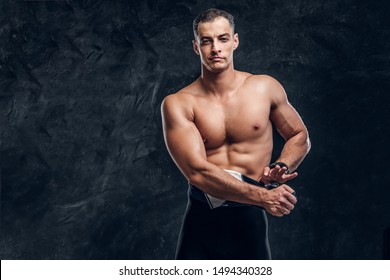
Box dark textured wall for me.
[1,0,389,259]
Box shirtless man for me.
[161,8,311,259]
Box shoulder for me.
[162,78,202,110]
[245,74,284,91]
[161,85,199,122]
[161,89,194,111]
[244,74,288,105]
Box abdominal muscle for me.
[205,140,273,180]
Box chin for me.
[206,63,229,73]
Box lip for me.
[210,56,223,61]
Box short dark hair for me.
[193,8,235,38]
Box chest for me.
[193,94,271,148]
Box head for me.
[193,8,235,38]
[192,8,239,73]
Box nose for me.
[211,42,221,54]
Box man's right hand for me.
[261,184,297,217]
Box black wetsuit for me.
[175,174,271,260]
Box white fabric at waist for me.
[224,169,243,181]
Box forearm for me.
[276,131,311,171]
[187,161,267,207]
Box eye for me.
[201,39,211,45]
[220,37,229,42]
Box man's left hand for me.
[259,165,298,185]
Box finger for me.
[279,198,295,211]
[280,166,288,175]
[263,166,271,177]
[280,172,298,182]
[259,176,270,184]
[270,165,280,179]
[274,211,284,217]
[276,167,288,181]
[261,178,270,185]
[284,200,295,210]
[285,192,298,205]
[281,184,295,194]
[284,172,298,180]
[277,206,291,216]
[267,206,283,217]
[279,185,297,204]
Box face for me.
[193,17,239,73]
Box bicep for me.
[161,97,208,179]
[268,82,307,140]
[271,102,306,140]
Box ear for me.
[233,33,239,50]
[193,39,200,55]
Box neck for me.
[199,64,237,96]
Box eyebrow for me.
[200,33,231,40]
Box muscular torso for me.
[178,72,274,179]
